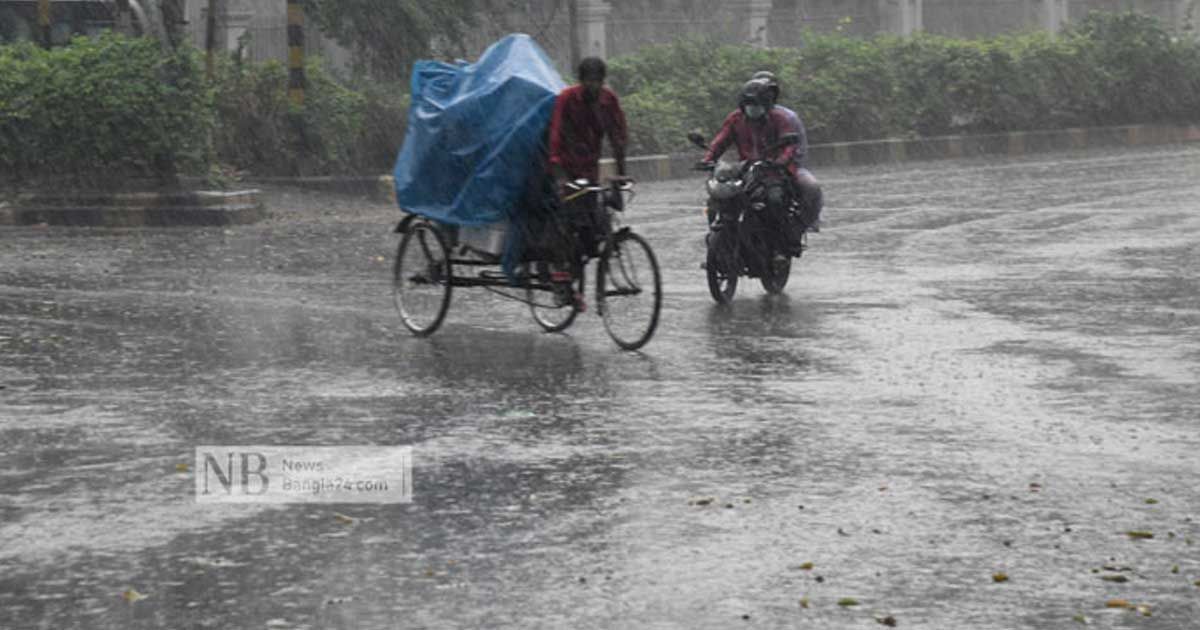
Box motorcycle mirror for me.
[687,132,708,150]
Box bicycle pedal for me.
[549,270,572,282]
[573,292,587,313]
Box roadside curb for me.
[596,122,1200,181]
[244,176,395,203]
[0,190,265,227]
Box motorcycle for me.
[688,132,806,304]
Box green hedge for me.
[0,33,409,185]
[5,12,1197,185]
[609,12,1200,155]
[212,57,408,176]
[0,33,211,186]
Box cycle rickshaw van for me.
[390,34,662,350]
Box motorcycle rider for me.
[752,70,823,235]
[702,78,801,262]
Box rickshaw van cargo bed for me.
[459,222,510,257]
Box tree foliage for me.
[303,0,483,80]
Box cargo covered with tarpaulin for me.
[393,34,565,255]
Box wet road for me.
[2,144,1200,629]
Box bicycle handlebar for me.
[564,178,636,193]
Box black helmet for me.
[752,70,780,103]
[738,79,772,108]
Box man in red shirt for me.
[548,57,628,185]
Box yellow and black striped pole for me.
[37,0,51,49]
[287,0,306,108]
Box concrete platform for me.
[0,190,265,227]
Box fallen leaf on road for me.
[837,598,859,607]
[1072,614,1087,624]
[876,615,897,626]
[799,562,814,570]
[175,463,188,473]
[122,589,148,603]
[1105,599,1133,609]
[992,572,1009,583]
[798,597,809,609]
[1125,531,1154,540]
[1136,605,1152,617]
[1100,575,1128,583]
[1144,498,1158,505]
[691,497,714,506]
[333,513,356,525]
[1171,565,1179,574]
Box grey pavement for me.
[2,144,1199,629]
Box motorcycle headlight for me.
[713,162,739,182]
[706,178,742,200]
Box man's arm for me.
[785,107,809,168]
[772,110,799,166]
[703,112,739,163]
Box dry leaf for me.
[333,513,356,525]
[175,463,188,473]
[1100,575,1128,583]
[799,562,814,570]
[992,572,1009,583]
[798,597,809,609]
[1105,599,1133,609]
[1125,531,1154,540]
[1136,605,1152,617]
[837,598,859,607]
[122,589,148,603]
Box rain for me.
[3,1,1200,628]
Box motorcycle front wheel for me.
[706,244,738,304]
[761,255,791,294]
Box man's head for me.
[577,57,607,101]
[738,79,772,121]
[752,70,780,107]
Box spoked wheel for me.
[761,255,791,294]
[527,264,581,333]
[392,221,452,336]
[598,231,662,351]
[706,246,738,304]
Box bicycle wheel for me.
[706,245,738,304]
[598,231,661,351]
[392,221,452,336]
[528,264,580,332]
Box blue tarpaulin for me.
[393,34,566,226]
